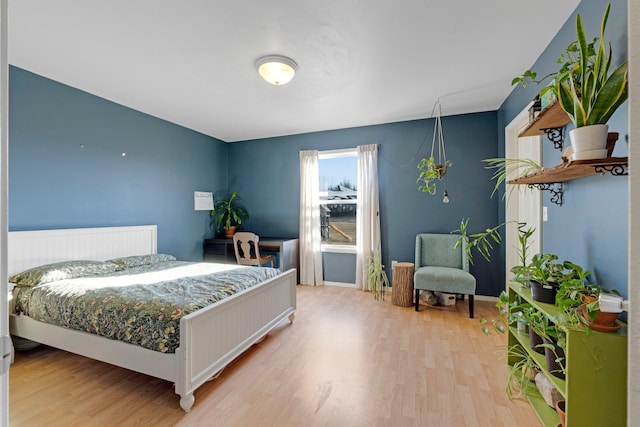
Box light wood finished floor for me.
[9,286,539,427]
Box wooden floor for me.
[9,286,539,427]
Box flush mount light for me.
[255,55,298,85]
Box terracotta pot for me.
[556,400,566,427]
[582,295,619,327]
[223,226,237,238]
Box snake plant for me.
[556,3,628,127]
[513,4,628,128]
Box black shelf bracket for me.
[528,183,563,206]
[540,127,564,150]
[594,164,628,176]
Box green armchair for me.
[414,233,476,318]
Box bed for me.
[7,225,297,412]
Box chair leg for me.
[415,289,420,312]
[468,295,474,318]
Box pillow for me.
[107,253,176,269]
[9,260,122,287]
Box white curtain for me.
[299,150,323,286]
[355,144,381,291]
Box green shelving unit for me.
[508,284,627,427]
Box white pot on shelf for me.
[569,124,609,159]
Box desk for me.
[203,237,299,282]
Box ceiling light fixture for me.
[255,55,298,85]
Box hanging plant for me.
[417,101,452,196]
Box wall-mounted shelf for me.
[508,157,628,185]
[519,101,571,138]
[508,157,628,206]
[518,101,571,150]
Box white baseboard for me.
[319,282,500,301]
[323,281,357,289]
[474,295,499,302]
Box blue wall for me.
[10,0,625,299]
[228,112,504,296]
[498,0,629,298]
[9,66,228,261]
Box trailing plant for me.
[416,156,452,195]
[555,265,620,326]
[480,292,530,336]
[554,262,594,313]
[366,251,389,301]
[521,305,546,338]
[513,3,628,128]
[210,190,249,233]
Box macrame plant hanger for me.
[431,101,450,203]
[430,101,448,176]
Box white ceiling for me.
[8,0,580,142]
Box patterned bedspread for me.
[13,261,281,353]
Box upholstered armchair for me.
[414,233,476,318]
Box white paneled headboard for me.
[8,225,157,276]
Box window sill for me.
[321,244,356,254]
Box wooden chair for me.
[233,232,276,268]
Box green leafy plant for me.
[526,253,571,288]
[366,251,389,301]
[478,293,540,399]
[482,157,542,201]
[555,265,620,326]
[209,190,249,233]
[506,344,539,400]
[480,291,530,335]
[417,156,452,195]
[513,3,628,128]
[509,223,536,287]
[554,262,594,313]
[452,218,506,265]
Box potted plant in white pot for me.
[513,3,628,160]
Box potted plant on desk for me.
[210,190,249,238]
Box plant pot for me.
[530,280,558,304]
[529,329,545,354]
[435,164,448,178]
[556,400,566,427]
[606,132,619,157]
[569,124,609,159]
[542,337,565,380]
[581,295,620,331]
[517,319,528,333]
[223,226,237,238]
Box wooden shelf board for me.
[525,386,561,427]
[518,101,570,138]
[508,157,628,184]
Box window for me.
[319,148,357,252]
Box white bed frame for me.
[7,225,297,412]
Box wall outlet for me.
[543,206,548,222]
